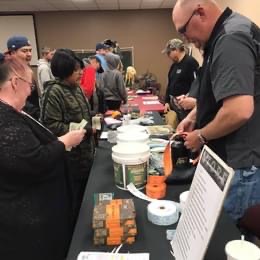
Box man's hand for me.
[177,96,196,110]
[183,130,203,151]
[177,117,196,133]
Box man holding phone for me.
[162,38,199,122]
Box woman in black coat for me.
[0,57,85,259]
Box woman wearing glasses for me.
[0,57,86,260]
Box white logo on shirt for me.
[176,69,182,74]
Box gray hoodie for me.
[37,59,54,97]
[103,53,127,103]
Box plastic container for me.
[112,143,150,190]
[225,240,260,260]
[179,191,190,212]
[117,132,149,145]
[117,124,147,134]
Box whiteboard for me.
[0,15,39,66]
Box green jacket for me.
[41,79,95,179]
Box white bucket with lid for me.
[117,132,149,145]
[117,124,147,134]
[112,143,150,190]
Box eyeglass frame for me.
[17,76,35,90]
[178,10,197,35]
[9,72,35,90]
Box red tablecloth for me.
[127,91,164,113]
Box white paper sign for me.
[171,146,234,260]
[77,252,149,260]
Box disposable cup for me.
[179,191,190,212]
[225,240,260,260]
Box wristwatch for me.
[198,130,208,144]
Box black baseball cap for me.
[96,43,109,51]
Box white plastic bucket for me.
[117,132,149,145]
[117,124,147,134]
[112,143,150,190]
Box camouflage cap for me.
[161,38,184,54]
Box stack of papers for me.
[142,96,158,100]
[136,89,150,95]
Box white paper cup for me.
[179,191,190,212]
[225,240,260,260]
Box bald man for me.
[172,0,260,221]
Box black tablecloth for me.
[67,141,241,260]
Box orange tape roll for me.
[146,183,166,199]
[148,175,166,185]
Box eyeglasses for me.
[178,10,197,34]
[17,76,35,90]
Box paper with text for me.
[77,252,149,260]
[171,146,234,260]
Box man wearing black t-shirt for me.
[162,39,199,121]
[173,0,260,221]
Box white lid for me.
[117,124,147,134]
[117,132,149,143]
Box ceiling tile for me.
[161,0,176,8]
[119,0,141,5]
[99,6,118,10]
[141,0,163,8]
[47,1,78,10]
[0,0,175,12]
[119,0,140,9]
[95,0,118,4]
[47,0,72,2]
[119,5,140,10]
[73,1,98,9]
[30,2,59,11]
[0,3,35,11]
[142,0,162,3]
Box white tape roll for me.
[147,200,179,226]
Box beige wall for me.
[219,0,260,26]
[34,9,178,94]
[34,2,259,95]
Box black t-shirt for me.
[165,54,199,103]
[197,8,260,168]
[188,76,199,98]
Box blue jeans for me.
[224,166,260,221]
